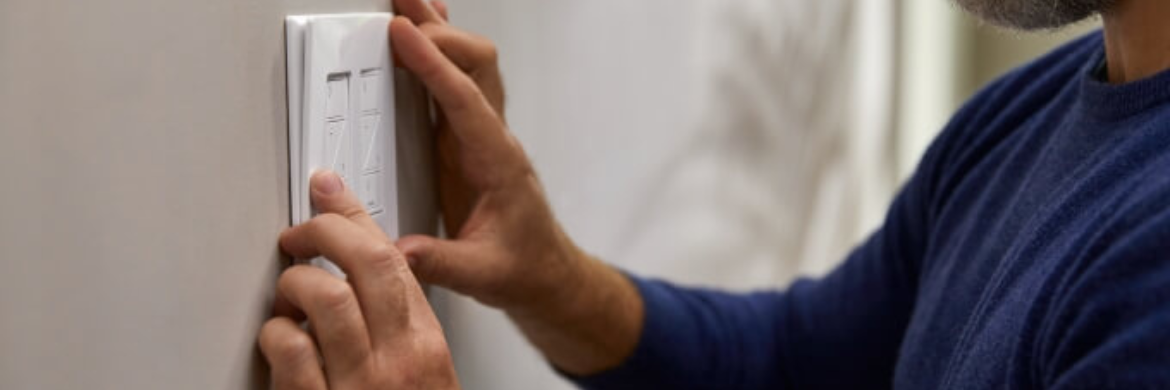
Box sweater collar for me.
[1078,42,1170,122]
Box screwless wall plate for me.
[286,13,399,276]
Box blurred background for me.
[431,0,1097,389]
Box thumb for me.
[309,170,382,234]
[397,235,475,290]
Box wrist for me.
[505,242,594,318]
[503,243,644,375]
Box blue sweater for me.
[574,31,1170,389]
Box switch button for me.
[325,119,352,180]
[361,174,382,214]
[359,114,383,173]
[359,70,381,113]
[326,74,349,120]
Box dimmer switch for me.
[286,13,399,277]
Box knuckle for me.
[260,320,314,362]
[314,279,357,313]
[309,213,345,229]
[273,333,315,362]
[307,213,356,238]
[470,34,498,62]
[362,241,407,272]
[417,335,453,363]
[339,203,369,220]
[480,41,498,64]
[303,216,329,236]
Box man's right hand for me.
[391,0,645,375]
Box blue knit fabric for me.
[572,31,1170,389]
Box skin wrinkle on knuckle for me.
[339,202,368,220]
[261,321,314,365]
[418,333,453,362]
[274,333,315,365]
[306,214,342,238]
[314,278,358,314]
[319,212,348,226]
[362,241,408,276]
[478,38,498,64]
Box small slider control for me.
[325,73,352,181]
[357,69,384,215]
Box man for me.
[258,0,1170,388]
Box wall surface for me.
[0,1,434,389]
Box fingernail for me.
[314,171,343,195]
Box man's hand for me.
[390,0,644,375]
[260,171,459,390]
[390,0,583,315]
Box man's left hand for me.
[259,171,459,390]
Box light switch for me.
[359,114,382,173]
[287,13,400,278]
[359,69,381,113]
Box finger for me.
[391,17,488,126]
[431,0,449,21]
[393,0,444,25]
[272,288,306,322]
[418,24,505,115]
[279,215,421,345]
[279,265,371,372]
[418,24,496,71]
[259,317,328,390]
[308,170,382,235]
[391,17,522,179]
[397,234,483,292]
[279,214,374,261]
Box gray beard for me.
[954,0,1113,30]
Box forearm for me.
[505,248,644,376]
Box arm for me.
[569,169,930,389]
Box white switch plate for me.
[286,13,399,276]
